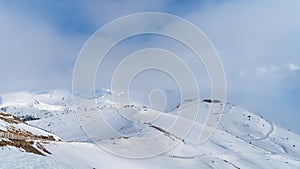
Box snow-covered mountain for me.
[0,90,299,169]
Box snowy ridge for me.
[0,90,299,169]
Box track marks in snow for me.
[223,160,241,169]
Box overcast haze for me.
[0,0,299,134]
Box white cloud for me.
[1,0,300,134]
[184,0,300,133]
[255,65,281,75]
[185,0,300,91]
[256,66,267,74]
[0,6,85,93]
[288,63,299,72]
[0,1,172,94]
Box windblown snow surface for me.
[0,90,299,169]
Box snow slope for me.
[0,90,299,169]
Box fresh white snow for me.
[0,90,299,169]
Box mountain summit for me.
[0,90,299,169]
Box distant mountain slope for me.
[0,90,299,169]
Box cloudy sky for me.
[0,0,299,134]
